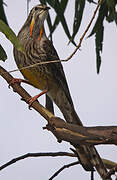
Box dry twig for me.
[0,152,76,171]
[49,161,79,180]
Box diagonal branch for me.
[46,117,117,146]
[1,65,117,146]
[0,65,53,121]
[0,65,113,179]
[0,152,76,171]
[49,161,79,180]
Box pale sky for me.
[0,0,117,179]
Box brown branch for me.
[2,65,117,147]
[0,152,76,171]
[103,159,117,170]
[0,65,53,121]
[1,0,103,75]
[46,117,117,146]
[49,161,79,180]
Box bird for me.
[13,4,105,172]
[13,4,82,125]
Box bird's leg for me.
[8,78,33,88]
[27,89,48,109]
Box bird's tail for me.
[57,102,95,171]
[59,103,108,172]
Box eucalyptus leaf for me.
[86,0,97,3]
[50,0,68,36]
[0,0,8,25]
[89,1,108,37]
[47,12,53,40]
[88,2,106,73]
[39,0,46,5]
[71,0,85,41]
[95,24,104,73]
[0,20,24,53]
[114,12,117,25]
[45,0,55,8]
[0,44,7,61]
[106,0,116,22]
[47,0,76,46]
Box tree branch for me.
[0,65,116,179]
[1,65,116,147]
[46,117,117,146]
[49,161,79,180]
[0,152,76,171]
[0,65,53,121]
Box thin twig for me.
[0,0,102,76]
[49,161,79,180]
[0,152,76,171]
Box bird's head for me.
[24,4,50,40]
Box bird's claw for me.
[28,101,33,110]
[8,78,22,88]
[27,97,35,110]
[21,97,32,109]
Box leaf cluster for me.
[39,0,117,73]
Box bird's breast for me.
[18,64,50,90]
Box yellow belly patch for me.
[18,65,48,90]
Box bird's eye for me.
[35,7,39,11]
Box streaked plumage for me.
[13,4,103,172]
[13,4,82,125]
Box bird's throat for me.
[38,25,44,41]
[30,20,44,41]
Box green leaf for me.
[114,12,117,25]
[0,0,8,25]
[96,45,101,74]
[71,0,85,41]
[50,0,68,36]
[88,2,106,73]
[95,24,104,73]
[39,0,46,5]
[47,0,76,46]
[45,0,55,8]
[46,12,53,40]
[0,44,7,61]
[86,0,97,4]
[0,20,24,53]
[89,1,108,37]
[106,0,116,22]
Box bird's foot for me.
[27,89,48,109]
[8,78,30,88]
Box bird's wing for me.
[42,39,74,106]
